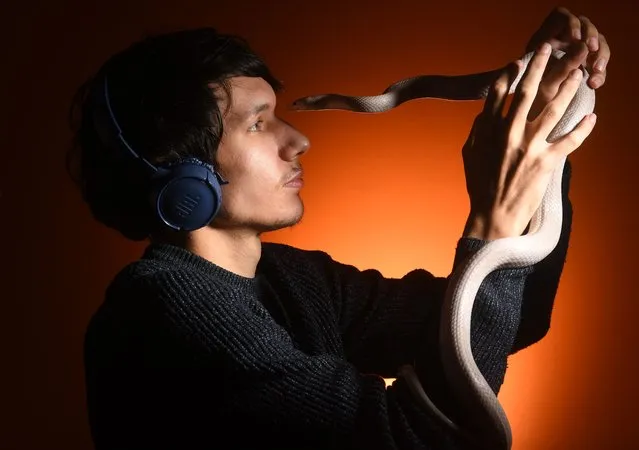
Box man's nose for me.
[280,121,310,159]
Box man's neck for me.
[156,227,262,278]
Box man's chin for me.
[258,210,304,234]
[211,200,304,234]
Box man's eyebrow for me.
[245,102,271,119]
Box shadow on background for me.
[3,0,635,448]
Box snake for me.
[290,49,595,449]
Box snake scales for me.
[290,49,595,449]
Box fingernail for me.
[540,42,551,54]
[570,69,582,79]
[572,28,581,40]
[587,37,599,51]
[595,58,607,72]
[589,113,597,123]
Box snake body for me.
[291,50,595,449]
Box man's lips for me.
[284,169,304,187]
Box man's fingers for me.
[507,42,553,135]
[534,68,583,140]
[554,41,588,75]
[563,8,584,41]
[528,41,588,120]
[483,60,522,117]
[579,15,600,52]
[539,42,588,93]
[595,33,611,71]
[588,33,610,89]
[578,15,609,89]
[483,70,508,116]
[551,112,597,155]
[526,6,581,52]
[498,61,524,116]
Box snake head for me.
[289,96,321,111]
[290,94,335,111]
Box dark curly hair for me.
[66,27,283,241]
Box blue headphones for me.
[91,76,227,232]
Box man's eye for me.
[248,120,263,132]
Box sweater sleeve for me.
[321,238,531,388]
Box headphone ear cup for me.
[152,159,223,231]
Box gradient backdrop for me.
[4,0,636,448]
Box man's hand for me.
[462,43,597,240]
[526,7,610,120]
[526,6,609,89]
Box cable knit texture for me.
[84,163,572,450]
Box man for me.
[68,6,609,449]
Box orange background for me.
[3,0,636,449]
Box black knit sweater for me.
[84,164,572,450]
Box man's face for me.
[212,76,310,234]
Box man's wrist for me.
[462,211,515,241]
